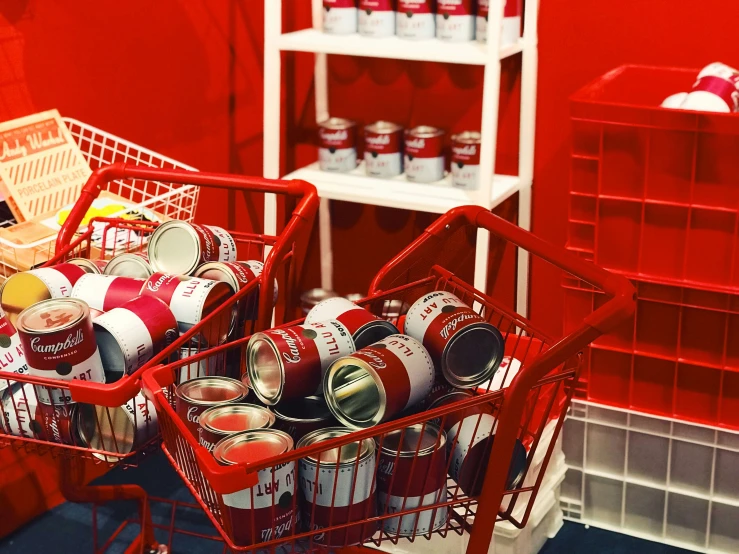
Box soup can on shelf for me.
[318,118,357,173]
[397,0,435,39]
[450,131,481,190]
[322,0,358,34]
[404,126,445,183]
[147,221,237,276]
[175,376,249,438]
[358,0,396,37]
[436,0,474,41]
[104,252,154,279]
[477,0,522,45]
[305,297,397,349]
[364,121,404,178]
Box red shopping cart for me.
[141,205,635,554]
[0,164,318,553]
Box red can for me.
[436,0,474,41]
[450,131,481,190]
[246,319,355,405]
[103,252,154,279]
[93,295,178,377]
[197,403,274,452]
[71,274,145,312]
[377,423,449,536]
[364,121,404,178]
[477,0,521,45]
[0,307,29,385]
[67,258,109,274]
[175,376,249,438]
[322,0,358,34]
[404,126,445,183]
[404,290,504,388]
[358,0,396,37]
[397,0,435,39]
[147,221,237,275]
[214,430,297,546]
[142,273,235,346]
[318,118,357,173]
[0,382,79,445]
[16,298,105,405]
[297,428,378,547]
[271,396,337,444]
[324,334,435,428]
[305,297,397,349]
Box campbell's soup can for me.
[436,0,474,41]
[682,62,739,113]
[397,0,435,39]
[215,430,297,546]
[404,126,445,183]
[104,252,154,279]
[359,0,396,37]
[377,423,449,535]
[364,121,404,178]
[247,320,355,405]
[450,131,481,189]
[447,413,527,496]
[324,334,434,429]
[148,221,237,276]
[477,0,522,45]
[305,297,398,349]
[67,258,109,274]
[323,0,358,34]
[17,298,105,405]
[271,396,337,443]
[0,263,87,326]
[177,346,228,384]
[93,296,178,377]
[175,376,249,438]
[198,403,274,452]
[318,118,357,173]
[405,291,504,388]
[0,307,29,389]
[297,428,378,546]
[71,274,145,312]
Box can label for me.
[0,383,77,444]
[143,273,225,332]
[204,225,238,263]
[447,413,496,494]
[0,311,28,384]
[451,140,480,189]
[300,455,377,546]
[123,393,159,447]
[436,0,474,41]
[27,264,86,298]
[377,489,448,535]
[199,424,225,452]
[397,0,435,39]
[223,461,297,545]
[72,274,144,312]
[319,124,357,173]
[323,1,358,34]
[404,132,445,183]
[359,1,396,37]
[364,128,403,178]
[476,0,521,44]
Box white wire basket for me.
[0,117,199,279]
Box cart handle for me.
[55,162,318,252]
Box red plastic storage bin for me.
[569,65,739,293]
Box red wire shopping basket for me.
[0,163,318,467]
[141,205,635,553]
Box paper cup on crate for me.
[71,274,144,312]
[104,252,154,278]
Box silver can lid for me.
[406,125,444,138]
[193,262,240,293]
[443,323,505,388]
[452,131,481,144]
[319,117,356,130]
[213,429,293,466]
[104,253,153,279]
[379,422,446,457]
[297,427,374,464]
[365,120,403,134]
[17,298,88,335]
[175,376,248,406]
[246,332,284,405]
[67,258,103,274]
[199,403,275,434]
[147,221,202,275]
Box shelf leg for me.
[319,198,334,292]
[516,186,532,318]
[474,228,490,300]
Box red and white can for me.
[0,383,80,445]
[215,430,297,546]
[305,297,398,349]
[318,118,357,173]
[175,376,249,438]
[324,334,434,428]
[477,0,521,45]
[297,428,378,547]
[447,413,527,496]
[67,258,109,274]
[271,396,337,443]
[0,263,87,326]
[177,346,228,384]
[404,291,505,388]
[477,355,521,393]
[198,403,274,452]
[16,298,105,405]
[71,274,145,312]
[436,0,474,41]
[404,126,445,183]
[93,296,178,376]
[78,393,159,459]
[142,273,235,346]
[377,423,448,535]
[364,121,404,178]
[0,307,29,389]
[450,131,481,189]
[358,0,396,37]
[682,62,739,113]
[147,221,238,276]
[103,252,154,279]
[323,0,358,34]
[397,0,435,39]
[247,319,355,405]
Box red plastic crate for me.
[569,65,739,293]
[563,276,739,429]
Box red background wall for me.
[1,0,739,535]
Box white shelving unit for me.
[263,1,538,314]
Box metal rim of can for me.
[147,221,203,275]
[451,131,481,144]
[272,396,333,424]
[296,426,375,465]
[199,403,275,436]
[66,258,103,274]
[246,332,287,405]
[16,297,88,335]
[365,120,403,134]
[379,421,446,458]
[323,356,388,428]
[442,323,505,388]
[319,117,356,130]
[175,376,249,407]
[427,389,474,411]
[213,428,293,466]
[103,253,153,278]
[192,262,241,293]
[353,319,399,350]
[406,125,444,138]
[77,403,139,459]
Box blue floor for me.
[1,451,691,553]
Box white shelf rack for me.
[264,1,538,314]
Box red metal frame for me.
[141,205,634,553]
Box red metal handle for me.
[55,162,318,251]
